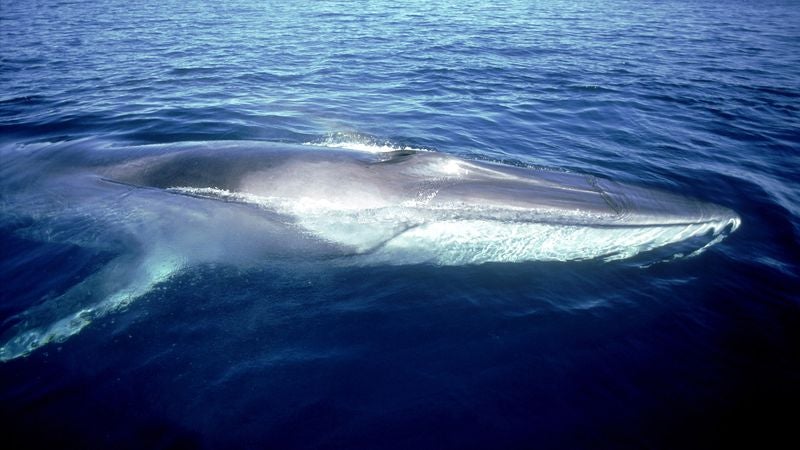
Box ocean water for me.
[1,0,799,448]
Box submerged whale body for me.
[0,140,740,360]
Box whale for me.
[0,139,740,360]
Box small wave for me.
[0,249,185,362]
[166,186,258,203]
[304,131,433,154]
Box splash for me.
[0,250,186,362]
[304,131,432,154]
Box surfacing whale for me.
[0,140,740,360]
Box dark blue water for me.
[1,0,799,448]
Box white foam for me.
[0,249,185,362]
[361,218,733,265]
[304,132,431,154]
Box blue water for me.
[1,0,799,448]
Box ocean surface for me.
[1,0,799,448]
